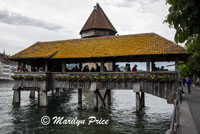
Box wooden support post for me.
[112,61,115,72]
[175,60,178,72]
[62,60,65,72]
[151,61,155,71]
[141,92,145,108]
[18,61,21,67]
[96,90,106,107]
[39,90,47,107]
[79,63,82,71]
[136,92,141,112]
[100,60,104,72]
[12,89,21,106]
[45,60,48,72]
[60,88,64,94]
[107,89,111,105]
[29,90,35,98]
[78,89,82,105]
[56,88,60,97]
[38,90,40,103]
[31,66,34,72]
[17,61,22,72]
[94,90,98,110]
[146,61,150,71]
[51,89,54,96]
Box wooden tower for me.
[80,3,117,38]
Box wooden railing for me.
[165,87,181,134]
[12,71,178,103]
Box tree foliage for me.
[165,0,200,77]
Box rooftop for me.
[10,33,187,61]
[80,3,117,34]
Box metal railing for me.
[165,87,182,134]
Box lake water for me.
[0,82,173,134]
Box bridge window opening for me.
[115,62,147,72]
[153,62,175,71]
[66,63,80,72]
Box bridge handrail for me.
[14,71,177,74]
[165,87,182,134]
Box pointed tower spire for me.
[80,3,117,38]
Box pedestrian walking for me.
[182,78,186,87]
[186,77,191,93]
[179,78,185,94]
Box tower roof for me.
[80,3,117,34]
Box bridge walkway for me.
[179,86,200,134]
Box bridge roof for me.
[10,33,188,61]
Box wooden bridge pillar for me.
[56,88,60,97]
[29,90,35,98]
[136,92,141,112]
[12,89,21,106]
[78,89,82,105]
[141,92,145,108]
[107,89,111,105]
[39,90,48,107]
[60,88,64,95]
[136,91,145,112]
[51,89,55,95]
[94,90,98,110]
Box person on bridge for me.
[124,63,131,72]
[114,64,120,72]
[95,63,100,72]
[186,77,191,94]
[132,64,137,72]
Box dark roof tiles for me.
[80,3,117,34]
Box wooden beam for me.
[151,61,155,71]
[100,60,104,72]
[45,60,48,72]
[29,90,35,98]
[78,89,82,105]
[136,92,141,112]
[96,90,106,107]
[112,61,115,72]
[12,89,21,106]
[56,88,60,97]
[107,89,111,105]
[62,60,66,72]
[175,61,178,72]
[79,63,82,71]
[146,61,150,71]
[141,92,145,108]
[39,90,48,107]
[94,90,98,110]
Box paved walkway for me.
[179,86,200,134]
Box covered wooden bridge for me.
[10,33,187,110]
[10,4,188,111]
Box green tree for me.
[165,0,200,77]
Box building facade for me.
[0,53,17,80]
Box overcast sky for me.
[0,0,177,56]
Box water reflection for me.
[0,82,173,134]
